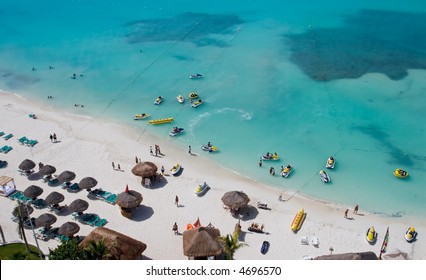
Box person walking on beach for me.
[117,164,121,170]
[188,145,192,154]
[155,145,158,156]
[161,166,165,176]
[53,133,57,142]
[354,204,359,215]
[344,209,349,219]
[49,134,53,142]
[135,156,138,164]
[175,196,179,207]
[172,222,178,235]
[112,162,115,170]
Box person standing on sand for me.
[53,133,57,142]
[172,222,178,235]
[161,166,165,176]
[344,209,349,219]
[117,164,121,170]
[188,145,192,154]
[112,162,115,170]
[135,156,138,164]
[354,204,359,214]
[150,146,153,155]
[175,196,179,207]
[49,134,53,142]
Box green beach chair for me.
[4,133,13,140]
[0,132,4,137]
[18,136,28,144]
[3,146,13,153]
[95,218,107,227]
[105,194,117,205]
[26,139,38,147]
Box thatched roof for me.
[44,191,65,205]
[19,159,36,171]
[69,199,89,213]
[116,187,142,209]
[221,191,250,210]
[314,251,378,260]
[57,170,76,183]
[78,177,98,190]
[23,185,43,199]
[79,227,147,260]
[39,165,56,176]
[183,227,222,258]
[131,162,158,178]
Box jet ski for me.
[201,144,218,152]
[177,95,185,103]
[261,152,279,161]
[280,165,292,178]
[154,96,163,105]
[191,99,204,108]
[394,168,408,178]
[188,92,199,99]
[189,73,203,79]
[319,170,330,183]
[133,113,149,120]
[326,156,335,169]
[366,227,377,244]
[405,227,417,243]
[169,127,184,137]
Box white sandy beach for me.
[1,90,425,260]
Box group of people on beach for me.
[150,144,162,156]
[344,204,359,219]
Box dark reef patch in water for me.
[286,9,426,81]
[0,69,39,89]
[352,124,413,166]
[125,12,243,47]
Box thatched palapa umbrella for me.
[183,227,222,259]
[116,185,142,209]
[39,165,56,176]
[35,213,57,228]
[57,170,76,184]
[131,162,158,178]
[78,177,98,191]
[58,222,80,237]
[221,191,250,210]
[69,199,89,213]
[79,227,147,260]
[23,185,43,199]
[19,159,36,171]
[44,191,65,206]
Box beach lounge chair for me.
[68,183,81,193]
[0,132,4,137]
[1,145,13,153]
[31,198,47,209]
[301,236,309,245]
[105,194,117,205]
[26,139,38,147]
[18,136,29,145]
[3,133,13,140]
[311,236,320,247]
[94,218,108,227]
[144,178,152,188]
[86,216,100,227]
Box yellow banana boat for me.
[291,208,306,232]
[148,117,174,125]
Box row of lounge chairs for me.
[2,132,13,140]
[36,227,69,242]
[87,188,117,205]
[61,182,81,193]
[8,190,32,203]
[72,212,108,227]
[18,136,38,147]
[0,145,13,153]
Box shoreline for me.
[1,90,425,260]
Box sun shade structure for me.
[58,222,80,237]
[57,170,76,183]
[19,159,36,171]
[314,251,378,260]
[69,199,89,213]
[183,227,222,259]
[116,186,143,209]
[23,185,43,199]
[78,177,98,190]
[35,213,57,228]
[131,162,158,178]
[39,165,56,176]
[221,191,250,210]
[44,191,65,205]
[79,227,147,260]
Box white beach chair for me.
[144,178,151,188]
[301,236,309,245]
[311,236,320,247]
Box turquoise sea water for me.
[1,0,425,218]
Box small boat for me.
[261,153,279,161]
[366,226,378,244]
[148,117,174,125]
[133,113,149,120]
[291,208,306,232]
[191,99,204,108]
[394,168,408,178]
[195,182,209,196]
[326,156,335,169]
[188,92,199,99]
[169,127,184,137]
[177,95,185,103]
[319,170,330,183]
[154,96,163,105]
[189,73,203,79]
[261,241,270,255]
[280,165,292,178]
[201,144,218,152]
[405,227,417,243]
[170,163,181,175]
